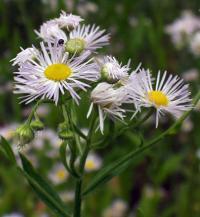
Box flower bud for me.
[16,124,34,146]
[58,122,73,140]
[100,64,119,84]
[30,119,44,131]
[65,38,85,54]
[59,130,74,140]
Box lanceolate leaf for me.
[19,153,71,217]
[0,136,16,164]
[83,135,167,196]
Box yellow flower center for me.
[148,91,168,107]
[56,170,66,180]
[85,160,96,170]
[44,63,72,81]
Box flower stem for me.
[73,114,96,217]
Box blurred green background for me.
[0,0,200,216]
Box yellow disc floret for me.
[85,160,96,170]
[56,170,66,180]
[148,90,168,107]
[44,63,72,81]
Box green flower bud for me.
[100,65,118,84]
[58,122,68,131]
[65,38,85,54]
[58,122,73,140]
[16,124,34,146]
[59,130,74,140]
[30,119,44,131]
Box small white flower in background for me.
[182,68,199,82]
[196,149,200,159]
[3,213,24,217]
[129,16,138,27]
[77,2,98,17]
[103,199,128,217]
[97,56,130,83]
[56,11,83,30]
[165,11,200,47]
[49,163,69,184]
[65,24,110,54]
[32,129,61,151]
[181,118,193,132]
[87,82,129,133]
[128,69,192,127]
[85,152,102,172]
[60,190,75,202]
[35,21,67,42]
[14,41,98,105]
[190,31,200,56]
[11,47,39,66]
[0,123,18,140]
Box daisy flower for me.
[96,56,130,83]
[87,82,129,133]
[85,152,102,172]
[56,11,83,30]
[11,47,39,66]
[48,163,69,184]
[128,69,192,127]
[165,11,200,47]
[13,42,98,105]
[35,21,67,42]
[190,31,200,56]
[65,24,110,54]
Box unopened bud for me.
[100,64,119,84]
[16,124,34,146]
[30,119,44,131]
[58,122,73,140]
[65,38,85,54]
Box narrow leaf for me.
[19,153,71,217]
[0,136,16,164]
[83,141,158,196]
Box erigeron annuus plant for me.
[0,11,199,217]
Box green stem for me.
[73,114,96,217]
[26,99,52,125]
[73,123,87,141]
[61,105,80,177]
[26,100,43,124]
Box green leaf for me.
[83,147,144,196]
[19,153,71,217]
[0,136,16,164]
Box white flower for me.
[35,21,67,42]
[0,123,18,140]
[190,31,200,56]
[85,152,102,172]
[165,11,200,47]
[128,69,192,127]
[48,163,69,184]
[181,118,193,132]
[59,190,75,202]
[103,199,128,217]
[66,24,110,53]
[87,82,129,133]
[13,42,98,105]
[11,47,39,66]
[182,68,199,81]
[56,11,83,29]
[97,56,130,83]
